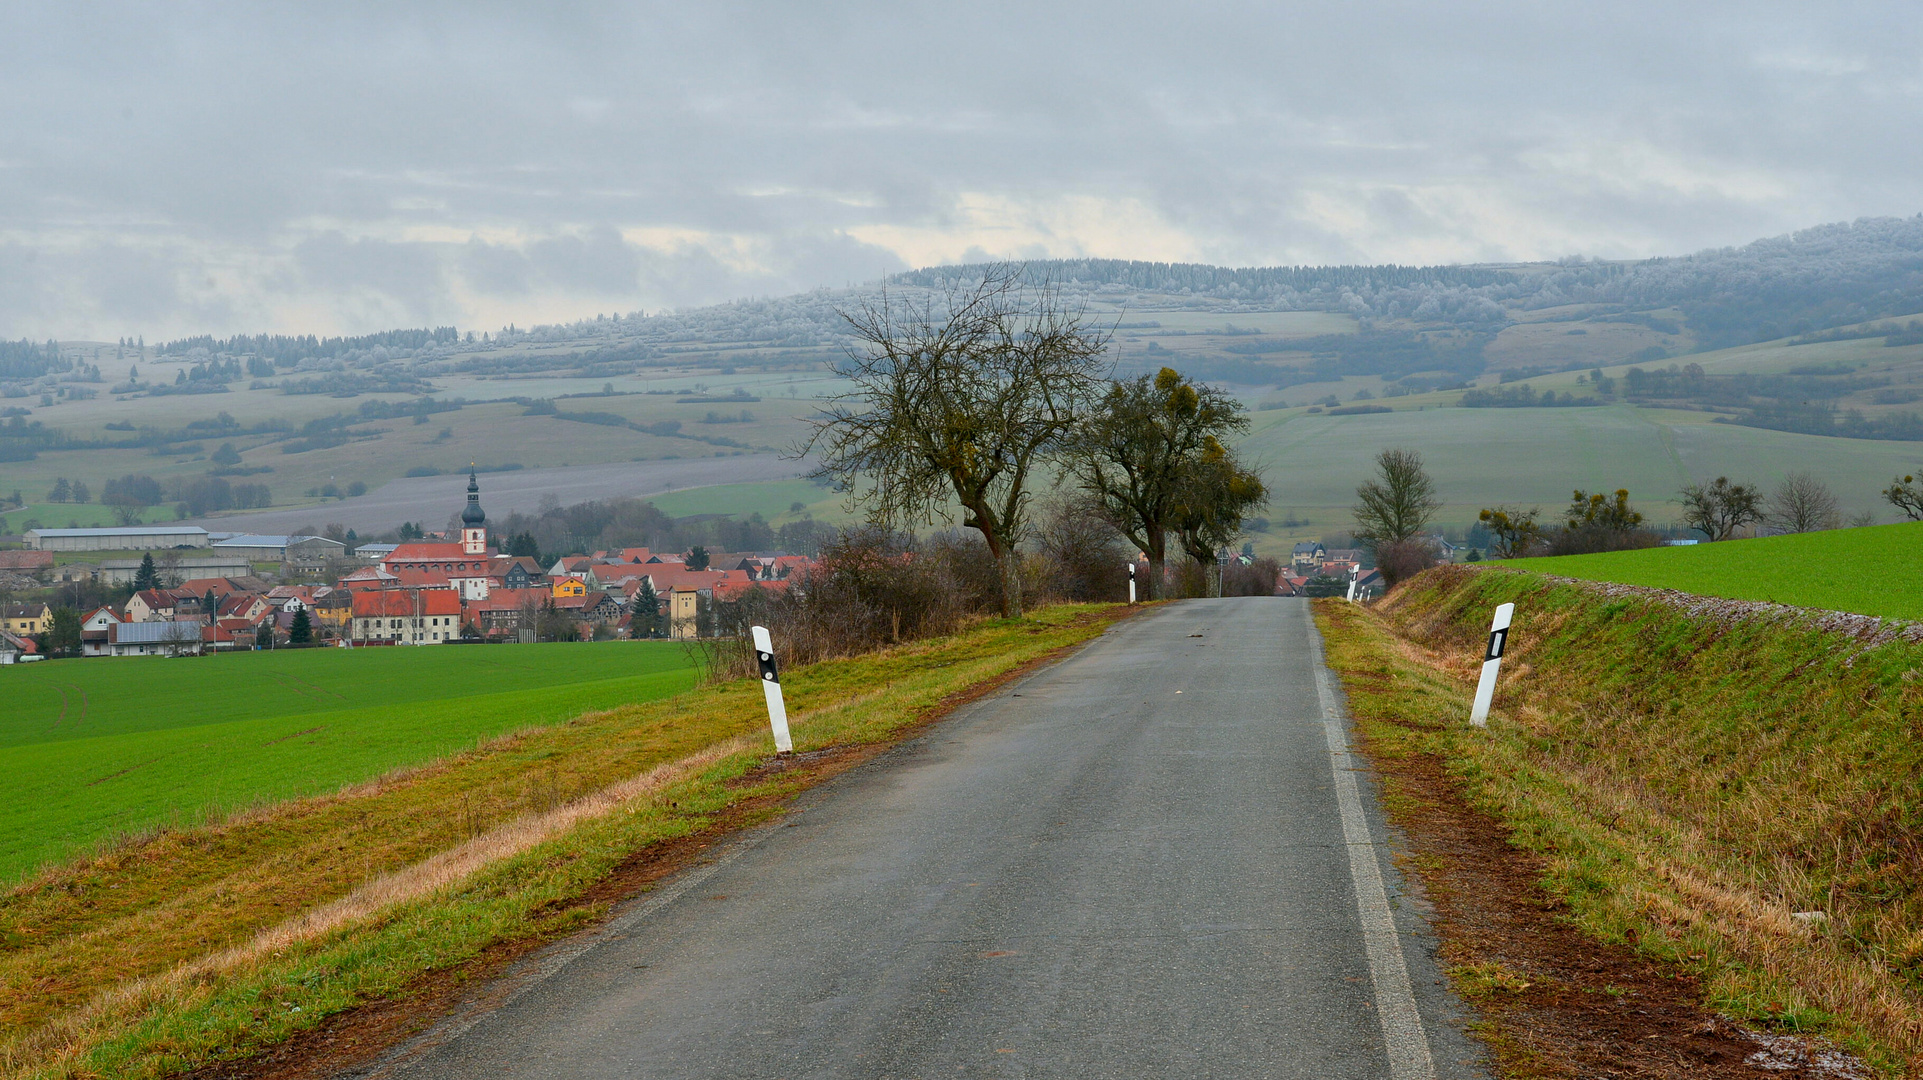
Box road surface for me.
[360,598,1484,1079]
[188,454,808,535]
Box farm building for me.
[94,556,253,586]
[211,534,346,566]
[26,526,211,551]
[103,620,204,657]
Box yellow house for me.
[551,574,588,598]
[3,602,52,637]
[668,586,700,640]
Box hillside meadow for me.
[1,641,697,881]
[1519,521,1923,621]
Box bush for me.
[699,528,990,679]
[1375,538,1441,586]
[1544,526,1665,556]
[1221,557,1281,596]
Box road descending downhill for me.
[370,598,1485,1079]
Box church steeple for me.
[460,466,487,556]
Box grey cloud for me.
[0,2,1919,337]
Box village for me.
[0,470,813,659]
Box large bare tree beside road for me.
[802,268,1109,618]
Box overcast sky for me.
[2,2,1918,341]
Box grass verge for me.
[1317,567,1923,1076]
[1521,520,1923,621]
[0,604,1132,1079]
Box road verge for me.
[1317,567,1907,1076]
[1,604,1136,1080]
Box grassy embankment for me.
[1526,520,1923,621]
[1318,567,1923,1074]
[0,604,1127,1080]
[2,641,699,881]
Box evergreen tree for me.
[47,478,70,503]
[45,607,81,658]
[132,552,159,592]
[633,578,660,637]
[288,607,313,644]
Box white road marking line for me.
[1304,601,1438,1080]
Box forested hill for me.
[89,212,1923,379]
[899,215,1923,348]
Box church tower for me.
[461,466,487,556]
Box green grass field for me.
[1,641,697,881]
[1518,520,1923,620]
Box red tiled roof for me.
[352,590,463,617]
[715,577,790,601]
[464,588,549,614]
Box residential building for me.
[79,606,121,656]
[25,525,211,551]
[1,628,40,663]
[3,601,52,636]
[551,574,588,597]
[124,590,180,623]
[1290,541,1326,574]
[349,589,465,644]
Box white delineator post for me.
[1127,561,1137,604]
[750,625,793,755]
[1468,603,1514,728]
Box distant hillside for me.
[117,214,1923,381]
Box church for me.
[375,468,498,600]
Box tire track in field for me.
[58,683,90,727]
[275,671,349,700]
[265,671,348,704]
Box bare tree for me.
[802,267,1108,618]
[1070,367,1246,600]
[1679,476,1763,541]
[1353,449,1442,550]
[1884,473,1923,521]
[1767,471,1840,533]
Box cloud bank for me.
[1,2,1918,338]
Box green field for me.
[1,641,697,881]
[1517,520,1923,620]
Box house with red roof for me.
[350,589,465,644]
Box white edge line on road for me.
[1304,601,1439,1080]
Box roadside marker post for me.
[1127,562,1137,604]
[1345,566,1359,603]
[1468,603,1514,728]
[750,625,793,756]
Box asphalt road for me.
[187,453,808,535]
[365,598,1485,1080]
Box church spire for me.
[460,465,487,556]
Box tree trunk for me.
[996,546,1024,620]
[1147,554,1166,601]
